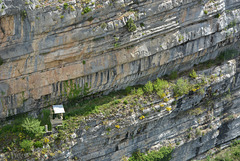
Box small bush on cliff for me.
[189,69,197,79]
[144,81,154,94]
[33,141,43,148]
[154,79,169,92]
[21,118,44,138]
[63,3,68,9]
[20,10,27,19]
[126,18,137,32]
[173,78,190,97]
[20,139,33,152]
[128,146,173,161]
[81,6,91,15]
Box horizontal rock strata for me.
[0,0,240,119]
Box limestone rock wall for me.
[1,0,240,119]
[48,58,240,161]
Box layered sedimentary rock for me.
[27,58,240,161]
[0,0,240,119]
[45,58,240,161]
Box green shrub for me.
[69,5,75,11]
[173,78,190,96]
[189,69,197,79]
[126,18,137,32]
[114,43,119,48]
[178,35,184,42]
[226,20,236,29]
[101,22,107,29]
[60,15,64,19]
[204,10,208,14]
[157,90,165,98]
[132,87,144,96]
[20,10,27,19]
[215,13,221,18]
[21,118,44,138]
[169,71,178,80]
[81,6,91,15]
[128,146,173,161]
[154,79,169,92]
[144,81,154,94]
[33,141,43,148]
[123,100,128,105]
[20,140,33,152]
[137,88,144,95]
[114,100,120,104]
[63,2,68,9]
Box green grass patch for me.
[128,146,173,161]
[204,139,240,161]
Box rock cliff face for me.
[39,58,238,161]
[1,0,240,119]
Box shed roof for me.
[52,105,65,114]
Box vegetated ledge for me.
[1,51,240,160]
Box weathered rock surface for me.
[41,58,240,161]
[1,0,240,119]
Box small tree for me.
[21,118,45,138]
[189,69,197,79]
[154,78,169,92]
[173,78,190,96]
[126,18,137,32]
[144,81,154,94]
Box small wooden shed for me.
[50,105,65,128]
